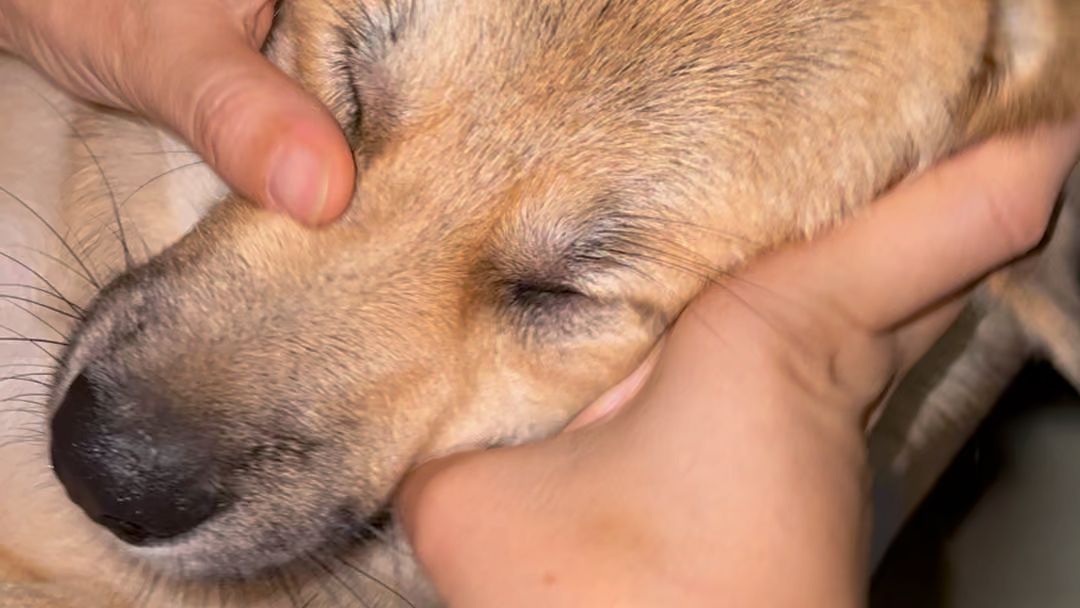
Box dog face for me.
[51,0,730,580]
[44,0,1077,596]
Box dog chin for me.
[124,503,388,581]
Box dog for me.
[2,0,1080,606]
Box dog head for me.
[46,0,1050,597]
[48,0,743,583]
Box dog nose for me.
[50,372,225,546]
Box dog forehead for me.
[277,1,725,124]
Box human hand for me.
[396,119,1080,608]
[0,0,353,226]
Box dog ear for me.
[962,0,1080,141]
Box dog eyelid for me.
[508,279,587,307]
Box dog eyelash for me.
[507,280,587,310]
[504,280,594,339]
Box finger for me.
[564,338,664,431]
[758,119,1080,332]
[0,3,19,53]
[395,449,479,543]
[128,6,355,226]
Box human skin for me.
[0,0,354,226]
[397,120,1080,608]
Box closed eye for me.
[507,280,587,310]
[500,278,596,339]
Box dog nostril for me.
[50,372,226,546]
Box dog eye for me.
[508,280,586,310]
[500,279,607,339]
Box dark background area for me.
[872,362,1080,607]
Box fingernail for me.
[267,143,330,225]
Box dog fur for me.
[2,0,1080,605]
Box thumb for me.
[138,12,355,226]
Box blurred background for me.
[872,362,1080,607]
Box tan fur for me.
[1,0,1079,606]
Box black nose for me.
[50,372,226,545]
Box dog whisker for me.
[0,185,103,289]
[309,555,374,608]
[0,421,46,435]
[275,569,301,608]
[0,254,88,321]
[0,363,54,374]
[0,429,48,452]
[0,251,90,318]
[3,391,50,401]
[0,373,52,389]
[278,569,316,608]
[0,291,83,321]
[628,212,762,246]
[213,580,233,608]
[1,245,99,292]
[0,340,66,362]
[0,297,76,341]
[28,87,134,271]
[0,336,68,347]
[0,405,47,419]
[128,150,202,157]
[0,397,49,410]
[334,554,416,608]
[117,159,209,261]
[131,563,167,608]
